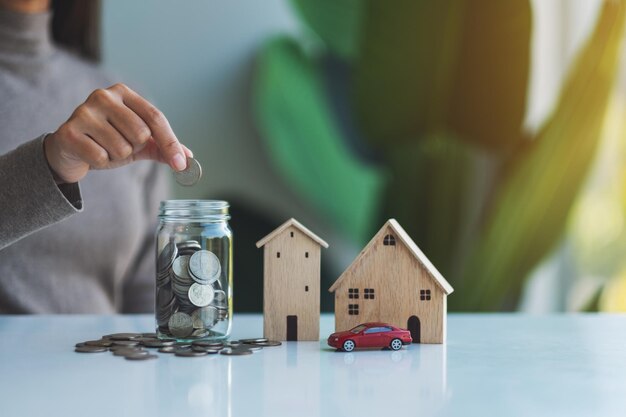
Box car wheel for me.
[390,338,403,351]
[342,340,355,352]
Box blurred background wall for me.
[101,0,626,313]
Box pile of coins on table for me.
[74,333,281,360]
[157,240,228,339]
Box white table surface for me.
[0,313,625,417]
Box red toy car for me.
[327,322,413,352]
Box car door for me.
[362,327,383,347]
[377,326,394,346]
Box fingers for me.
[182,144,193,158]
[87,122,134,162]
[61,130,111,170]
[73,103,138,162]
[105,99,153,151]
[132,139,194,164]
[110,83,187,171]
[49,83,194,184]
[108,105,193,160]
[132,139,163,163]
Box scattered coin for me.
[75,346,108,353]
[105,333,142,341]
[110,345,138,352]
[112,348,146,357]
[85,339,113,347]
[253,341,282,347]
[134,337,158,344]
[141,339,176,348]
[192,340,224,348]
[173,157,203,186]
[175,350,208,357]
[125,353,158,361]
[239,338,268,344]
[221,348,253,356]
[239,345,263,352]
[75,332,281,361]
[112,340,140,347]
[191,345,221,353]
[158,346,177,354]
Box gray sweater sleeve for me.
[0,135,82,250]
[121,162,168,313]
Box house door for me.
[407,316,420,343]
[286,315,298,341]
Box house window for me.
[290,231,294,237]
[276,252,280,258]
[364,288,375,299]
[383,234,396,246]
[420,289,431,301]
[305,252,309,258]
[305,285,309,292]
[348,304,359,315]
[348,288,359,299]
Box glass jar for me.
[155,200,232,341]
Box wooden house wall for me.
[334,226,446,343]
[263,225,321,341]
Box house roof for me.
[256,218,329,249]
[328,219,454,295]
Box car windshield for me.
[350,325,367,334]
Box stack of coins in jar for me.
[156,200,232,340]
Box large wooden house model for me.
[257,218,328,341]
[329,219,453,344]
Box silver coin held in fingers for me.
[173,157,202,186]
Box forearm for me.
[0,135,82,250]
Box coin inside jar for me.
[168,312,194,338]
[188,283,215,307]
[188,250,221,284]
[155,200,232,341]
[157,242,177,272]
[191,306,219,329]
[172,255,191,280]
[173,157,202,186]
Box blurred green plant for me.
[253,0,626,310]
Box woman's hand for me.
[44,83,192,184]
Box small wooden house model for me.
[257,218,328,341]
[329,219,453,344]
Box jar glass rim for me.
[158,199,230,221]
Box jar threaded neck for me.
[158,200,229,221]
